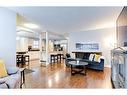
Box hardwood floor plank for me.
[24,60,112,88]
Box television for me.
[117,7,127,47]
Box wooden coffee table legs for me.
[70,65,86,76]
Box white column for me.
[125,55,127,88]
[46,31,49,65]
[39,33,42,62]
[0,8,16,67]
[67,38,69,53]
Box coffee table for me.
[68,60,88,76]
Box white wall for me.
[69,28,116,67]
[0,8,16,67]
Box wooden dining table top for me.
[16,51,27,55]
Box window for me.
[33,40,39,48]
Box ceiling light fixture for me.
[23,23,39,29]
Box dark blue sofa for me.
[81,58,104,71]
[65,58,76,67]
[65,53,104,71]
[65,57,104,71]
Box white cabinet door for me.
[28,51,39,61]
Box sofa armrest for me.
[99,58,104,64]
[0,82,9,88]
[6,67,19,75]
[65,58,76,63]
[67,58,76,61]
[0,79,10,88]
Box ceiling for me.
[17,30,65,40]
[9,7,123,34]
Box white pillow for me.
[89,54,95,61]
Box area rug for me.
[24,69,34,74]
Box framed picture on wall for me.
[76,43,99,50]
[76,43,83,50]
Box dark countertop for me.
[28,49,40,51]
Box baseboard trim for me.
[104,65,111,68]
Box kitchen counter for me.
[28,49,40,51]
[28,51,40,61]
[40,51,64,63]
[49,51,64,55]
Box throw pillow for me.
[94,54,101,62]
[98,56,105,63]
[89,54,95,61]
[0,60,8,78]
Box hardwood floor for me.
[24,60,112,88]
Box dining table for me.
[16,51,27,67]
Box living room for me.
[1,6,127,90]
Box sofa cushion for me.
[0,83,8,88]
[81,59,99,64]
[3,74,21,88]
[0,78,6,83]
[0,60,8,78]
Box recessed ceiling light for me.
[23,23,39,29]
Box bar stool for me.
[24,55,30,66]
[16,55,26,67]
[50,54,58,64]
[16,55,22,67]
[57,54,62,63]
